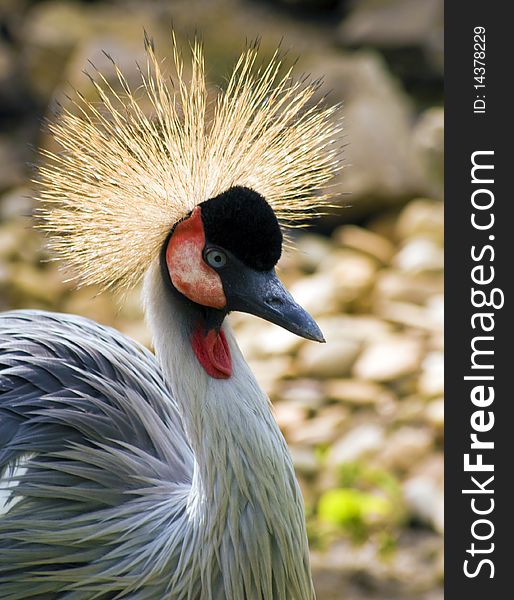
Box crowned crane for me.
[0,37,340,599]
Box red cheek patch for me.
[166,207,226,309]
[192,325,232,379]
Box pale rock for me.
[329,423,385,466]
[375,269,444,304]
[309,51,427,216]
[325,378,395,408]
[396,198,444,243]
[317,315,394,344]
[230,318,266,358]
[378,426,433,470]
[429,330,444,352]
[394,237,444,273]
[318,404,351,423]
[404,475,444,533]
[311,540,390,588]
[375,299,436,331]
[393,396,426,425]
[415,453,444,485]
[252,324,305,357]
[333,225,395,265]
[392,536,443,590]
[295,233,333,273]
[288,445,318,476]
[418,351,444,397]
[353,336,423,382]
[276,246,303,272]
[375,393,399,419]
[276,379,325,411]
[322,250,377,307]
[288,407,348,446]
[273,401,309,432]
[289,272,339,317]
[0,187,33,220]
[297,337,361,378]
[246,356,292,396]
[426,294,444,328]
[425,398,444,430]
[224,310,250,329]
[231,314,305,359]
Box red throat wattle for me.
[192,325,232,379]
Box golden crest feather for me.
[37,35,342,290]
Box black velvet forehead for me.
[199,186,283,271]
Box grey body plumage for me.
[0,293,314,599]
[0,310,194,598]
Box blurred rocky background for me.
[0,1,443,598]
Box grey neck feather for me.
[142,261,314,600]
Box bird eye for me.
[204,248,227,269]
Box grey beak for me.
[223,267,325,343]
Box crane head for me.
[164,185,324,346]
[160,185,324,378]
[37,37,340,377]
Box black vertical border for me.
[445,2,511,598]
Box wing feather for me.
[0,310,193,598]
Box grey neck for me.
[142,261,314,600]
